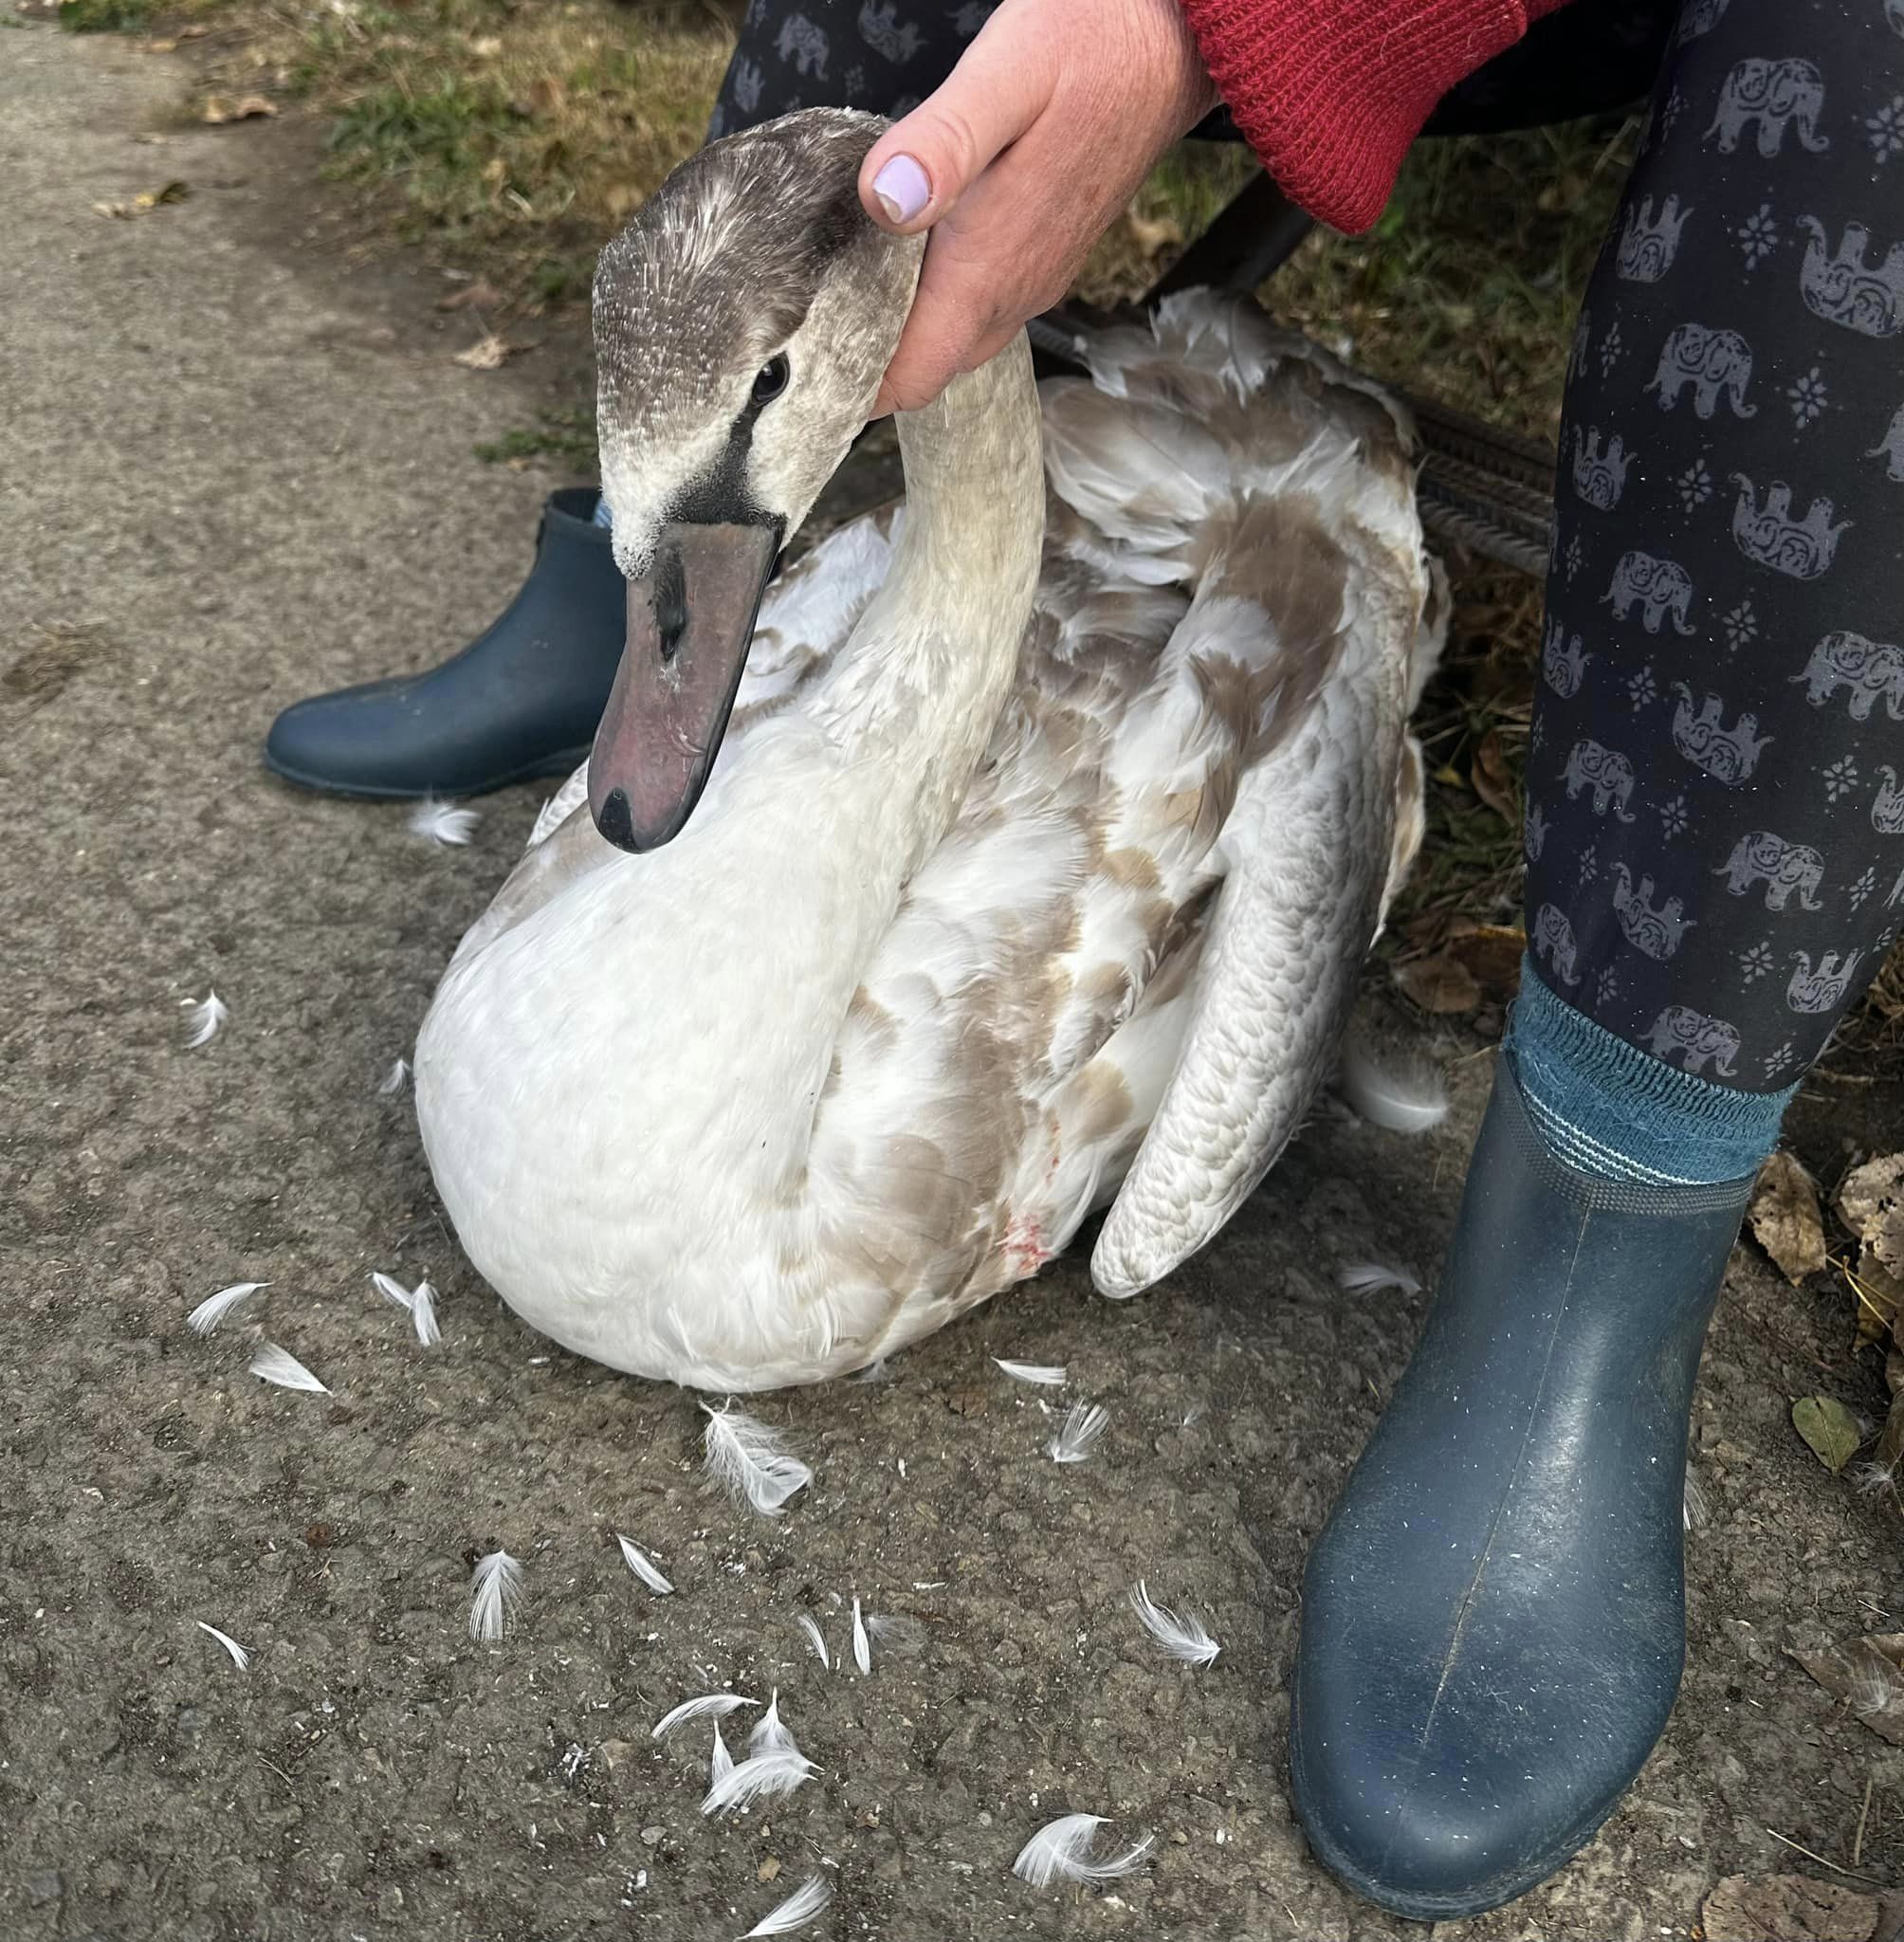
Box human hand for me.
[856,0,1219,414]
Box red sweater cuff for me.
[1181,0,1570,233]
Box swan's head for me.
[587,109,924,851]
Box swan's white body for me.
[416,287,1440,1390]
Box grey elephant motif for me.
[1605,550,1697,633]
[1524,801,1550,863]
[1730,475,1851,578]
[1542,617,1593,696]
[1672,686,1772,785]
[1792,631,1904,720]
[1889,867,1904,907]
[775,14,831,75]
[1869,404,1904,481]
[953,0,989,30]
[857,0,922,62]
[1889,0,1904,39]
[1533,905,1582,985]
[1562,740,1639,820]
[1873,766,1904,834]
[1714,831,1825,909]
[1618,195,1693,282]
[1612,865,1697,960]
[1646,323,1756,418]
[1799,219,1904,338]
[1707,57,1829,156]
[1571,429,1633,509]
[729,56,764,112]
[1677,0,1730,40]
[1644,1004,1741,1076]
[1786,948,1864,1014]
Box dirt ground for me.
[4,23,1902,1941]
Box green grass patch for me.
[473,407,597,470]
[59,0,162,31]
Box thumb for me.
[857,19,1053,234]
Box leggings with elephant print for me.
[705,0,1904,1092]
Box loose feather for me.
[616,1535,674,1594]
[467,1549,523,1642]
[1012,1813,1155,1887]
[1336,1260,1421,1297]
[795,1611,829,1667]
[248,1343,329,1394]
[377,1057,411,1095]
[994,1359,1067,1386]
[1048,1402,1108,1465]
[851,1597,870,1676]
[1337,1040,1449,1134]
[372,1271,441,1346]
[1129,1580,1220,1665]
[195,1620,250,1671]
[651,1693,758,1740]
[703,1748,818,1815]
[741,1874,832,1937]
[702,1404,813,1516]
[188,1280,267,1334]
[180,991,229,1048]
[409,797,480,847]
[710,1720,735,1787]
[409,1279,440,1347]
[749,1691,801,1760]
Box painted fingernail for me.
[871,153,931,225]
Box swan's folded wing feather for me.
[1090,548,1426,1298]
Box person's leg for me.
[266,0,986,797]
[1291,0,1903,1917]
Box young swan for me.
[414,109,1440,1391]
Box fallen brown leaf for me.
[1852,1243,1904,1350]
[1793,1394,1863,1475]
[1391,952,1480,1016]
[1839,1153,1904,1280]
[202,94,277,124]
[1470,728,1517,823]
[1876,1388,1904,1473]
[1445,925,1525,1002]
[524,75,565,119]
[453,334,525,372]
[437,279,505,313]
[1749,1151,1828,1285]
[1791,1632,1904,1746]
[1702,1873,1878,1942]
[92,180,189,220]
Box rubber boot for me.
[1288,1047,1754,1919]
[264,488,625,798]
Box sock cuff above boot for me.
[1503,960,1794,1187]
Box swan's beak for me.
[588,519,783,852]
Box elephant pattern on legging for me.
[1528,0,1904,1091]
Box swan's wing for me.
[469,506,900,959]
[1041,293,1442,1296]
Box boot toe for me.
[265,678,440,798]
[1291,1563,1678,1918]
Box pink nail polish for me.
[871,154,930,225]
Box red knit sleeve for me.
[1180,0,1576,233]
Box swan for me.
[413,109,1443,1391]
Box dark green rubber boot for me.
[1289,1048,1753,1918]
[264,489,624,798]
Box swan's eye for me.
[752,355,790,404]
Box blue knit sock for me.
[592,492,613,530]
[1503,958,1794,1186]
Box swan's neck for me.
[606,337,1045,1196]
[813,336,1046,862]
